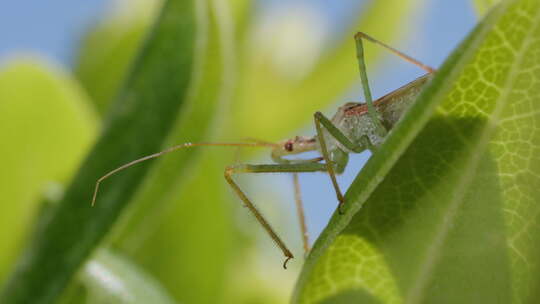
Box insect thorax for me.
[328,106,386,153]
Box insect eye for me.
[284,142,294,152]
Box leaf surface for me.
[294,1,540,303]
[473,0,501,16]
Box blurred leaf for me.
[129,152,236,304]
[74,0,278,302]
[0,59,97,282]
[80,249,176,304]
[229,0,253,43]
[75,0,163,115]
[0,0,199,302]
[233,0,427,140]
[294,0,540,303]
[107,1,241,303]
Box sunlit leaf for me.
[80,249,176,304]
[473,0,501,16]
[294,0,540,303]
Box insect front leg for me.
[314,111,366,214]
[224,162,327,268]
[270,156,323,255]
[360,135,377,152]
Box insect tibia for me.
[354,31,436,73]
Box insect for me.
[92,32,436,269]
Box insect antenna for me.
[91,141,278,207]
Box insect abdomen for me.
[332,74,433,151]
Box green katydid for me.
[92,32,436,269]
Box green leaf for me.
[294,0,540,303]
[74,0,163,115]
[0,0,199,302]
[74,0,289,302]
[473,0,501,16]
[108,1,242,303]
[0,59,97,282]
[79,249,176,304]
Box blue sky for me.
[0,0,478,245]
[0,1,108,64]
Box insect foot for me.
[337,196,346,215]
[283,255,293,269]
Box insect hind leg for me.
[353,32,438,138]
[354,32,436,73]
[354,33,388,137]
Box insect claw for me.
[283,256,293,269]
[337,200,345,215]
